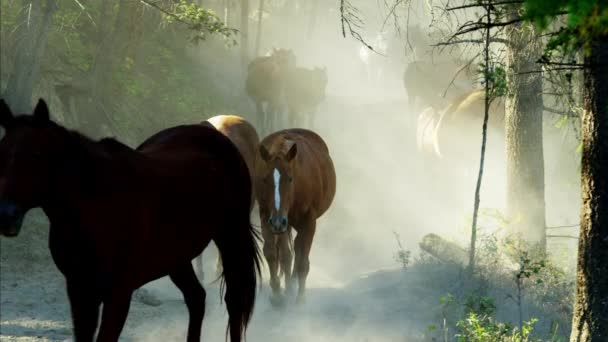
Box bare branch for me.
[547,235,579,240]
[546,224,580,229]
[433,38,509,46]
[442,53,480,98]
[447,0,523,11]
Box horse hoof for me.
[285,286,295,298]
[269,293,287,308]
[134,288,162,307]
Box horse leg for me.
[215,246,223,278]
[195,254,204,283]
[279,230,294,296]
[95,289,133,342]
[262,227,282,306]
[293,217,316,305]
[169,264,206,342]
[66,280,101,342]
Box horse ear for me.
[33,99,50,122]
[286,142,297,161]
[0,99,14,128]
[259,144,271,162]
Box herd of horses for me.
[0,98,336,341]
[245,48,328,132]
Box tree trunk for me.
[505,9,547,250]
[240,0,250,68]
[254,0,265,56]
[569,34,608,342]
[2,0,58,113]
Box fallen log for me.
[419,233,468,266]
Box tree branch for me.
[447,0,523,11]
[433,38,509,46]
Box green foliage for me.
[456,314,541,342]
[163,0,238,45]
[523,0,608,54]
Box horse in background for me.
[245,48,296,133]
[196,115,260,282]
[0,99,261,342]
[357,31,393,87]
[416,90,505,188]
[402,24,476,113]
[255,129,336,306]
[403,59,476,113]
[284,66,328,129]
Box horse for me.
[0,99,261,342]
[284,67,328,129]
[245,48,296,133]
[403,59,476,113]
[416,90,505,196]
[195,115,260,282]
[255,129,336,305]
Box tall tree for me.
[254,0,265,56]
[240,0,250,68]
[505,6,547,250]
[2,0,58,113]
[524,1,608,340]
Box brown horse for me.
[255,129,336,305]
[0,99,261,342]
[196,115,260,281]
[284,67,328,129]
[245,48,296,133]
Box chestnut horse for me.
[0,99,261,342]
[255,129,336,305]
[196,115,260,281]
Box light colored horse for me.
[196,115,260,282]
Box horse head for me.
[270,48,296,70]
[257,138,298,234]
[0,99,58,237]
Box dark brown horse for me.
[245,48,296,133]
[0,99,261,342]
[196,115,260,281]
[255,129,336,305]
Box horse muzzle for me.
[268,216,289,234]
[0,202,24,237]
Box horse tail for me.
[214,211,261,341]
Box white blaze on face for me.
[273,168,281,210]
